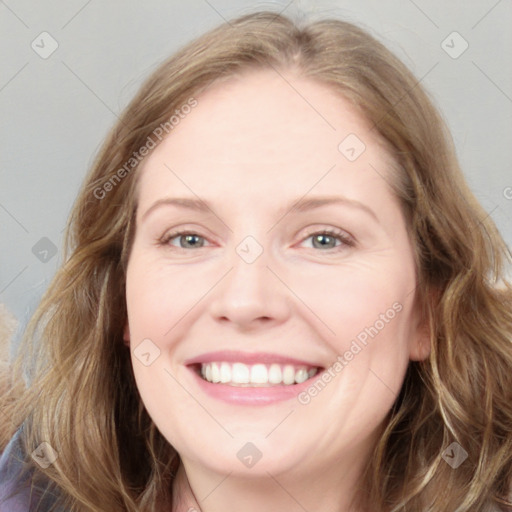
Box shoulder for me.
[0,427,66,512]
[0,427,32,511]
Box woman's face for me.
[124,69,429,480]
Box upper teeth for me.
[200,362,318,386]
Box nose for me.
[208,240,292,330]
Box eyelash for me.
[157,227,355,253]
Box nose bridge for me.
[209,230,290,325]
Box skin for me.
[123,68,430,512]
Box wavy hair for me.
[4,10,512,512]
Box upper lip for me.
[184,350,323,368]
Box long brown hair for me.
[4,10,512,511]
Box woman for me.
[1,10,511,512]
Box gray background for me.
[1,0,511,353]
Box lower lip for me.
[187,366,322,406]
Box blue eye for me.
[162,232,207,249]
[305,230,353,249]
[303,229,353,250]
[159,228,354,252]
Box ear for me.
[123,319,130,347]
[408,296,433,362]
[409,318,431,361]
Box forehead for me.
[135,69,398,212]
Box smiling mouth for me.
[190,362,323,387]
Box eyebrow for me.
[141,195,379,224]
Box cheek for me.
[125,257,194,342]
[125,258,191,438]
[294,259,415,403]
[126,249,414,356]
[290,261,411,346]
